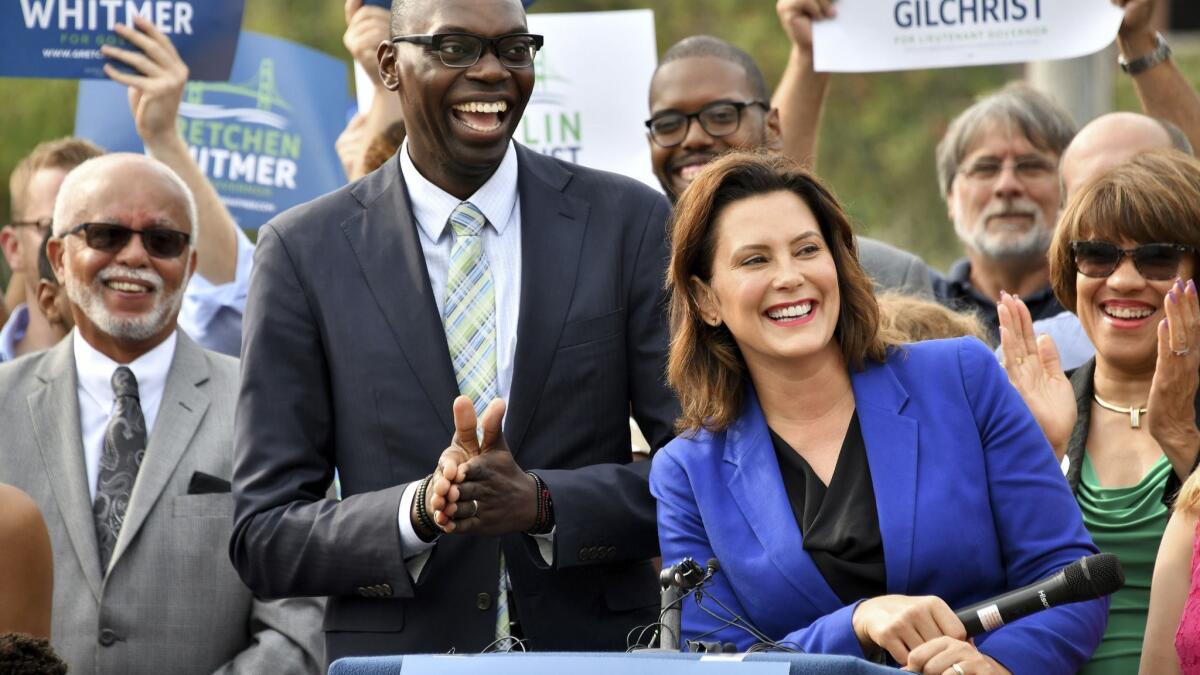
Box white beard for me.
[64,264,184,342]
[954,197,1055,262]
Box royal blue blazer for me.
[651,337,1106,673]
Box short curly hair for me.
[0,633,68,675]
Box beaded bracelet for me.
[414,473,439,541]
[525,471,555,535]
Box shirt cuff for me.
[529,527,555,565]
[397,479,437,579]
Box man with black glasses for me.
[645,29,934,297]
[230,0,678,660]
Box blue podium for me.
[329,651,897,674]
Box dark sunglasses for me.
[1070,240,1194,281]
[65,222,191,259]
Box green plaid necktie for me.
[443,201,511,647]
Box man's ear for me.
[0,227,21,272]
[764,107,783,154]
[689,275,721,327]
[46,236,65,285]
[36,280,62,326]
[945,186,958,223]
[378,43,401,92]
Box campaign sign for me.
[75,31,350,230]
[814,0,1124,72]
[521,10,659,191]
[1,0,244,81]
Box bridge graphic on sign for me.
[179,58,291,130]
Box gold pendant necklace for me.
[1092,393,1148,429]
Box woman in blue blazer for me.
[651,152,1106,674]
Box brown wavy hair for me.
[1050,150,1200,312]
[667,151,898,434]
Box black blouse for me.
[769,412,886,605]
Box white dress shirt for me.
[393,141,553,575]
[73,329,178,502]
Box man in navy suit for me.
[229,0,678,662]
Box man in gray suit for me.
[0,153,322,674]
[646,34,934,297]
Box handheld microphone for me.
[954,553,1124,637]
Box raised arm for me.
[771,0,835,169]
[1115,0,1200,151]
[101,16,240,285]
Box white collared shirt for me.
[399,138,522,401]
[73,329,178,502]
[394,141,553,571]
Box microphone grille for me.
[1063,553,1125,598]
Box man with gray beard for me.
[0,153,323,674]
[930,83,1077,344]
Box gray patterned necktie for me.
[93,365,147,573]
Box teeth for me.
[679,164,708,181]
[452,101,507,114]
[1104,306,1153,320]
[106,281,148,293]
[767,303,813,320]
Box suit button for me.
[357,586,371,597]
[606,546,616,559]
[98,628,118,646]
[380,583,392,597]
[476,592,492,610]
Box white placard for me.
[814,0,1124,73]
[524,10,660,191]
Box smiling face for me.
[49,159,196,359]
[648,56,779,201]
[381,0,533,199]
[695,190,841,374]
[947,123,1061,262]
[1076,237,1195,372]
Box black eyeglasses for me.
[65,222,191,259]
[644,100,769,148]
[1071,240,1195,281]
[391,32,543,69]
[8,217,52,235]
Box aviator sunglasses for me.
[1070,240,1195,281]
[65,222,191,259]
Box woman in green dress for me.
[999,150,1200,674]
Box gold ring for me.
[1015,356,1024,366]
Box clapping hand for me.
[429,396,538,536]
[997,292,1076,459]
[1147,279,1200,479]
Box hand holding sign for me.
[101,16,187,147]
[343,0,390,88]
[778,0,837,52]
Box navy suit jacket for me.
[230,145,679,660]
[651,337,1106,673]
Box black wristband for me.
[414,474,439,542]
[525,471,555,535]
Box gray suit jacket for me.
[0,332,323,675]
[857,236,934,297]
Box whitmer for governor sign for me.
[1,0,243,81]
[75,31,349,230]
[814,0,1123,72]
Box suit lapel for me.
[504,147,590,454]
[723,389,844,616]
[109,333,210,573]
[343,156,459,435]
[27,338,103,600]
[852,358,918,594]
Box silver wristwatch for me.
[1119,32,1171,75]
